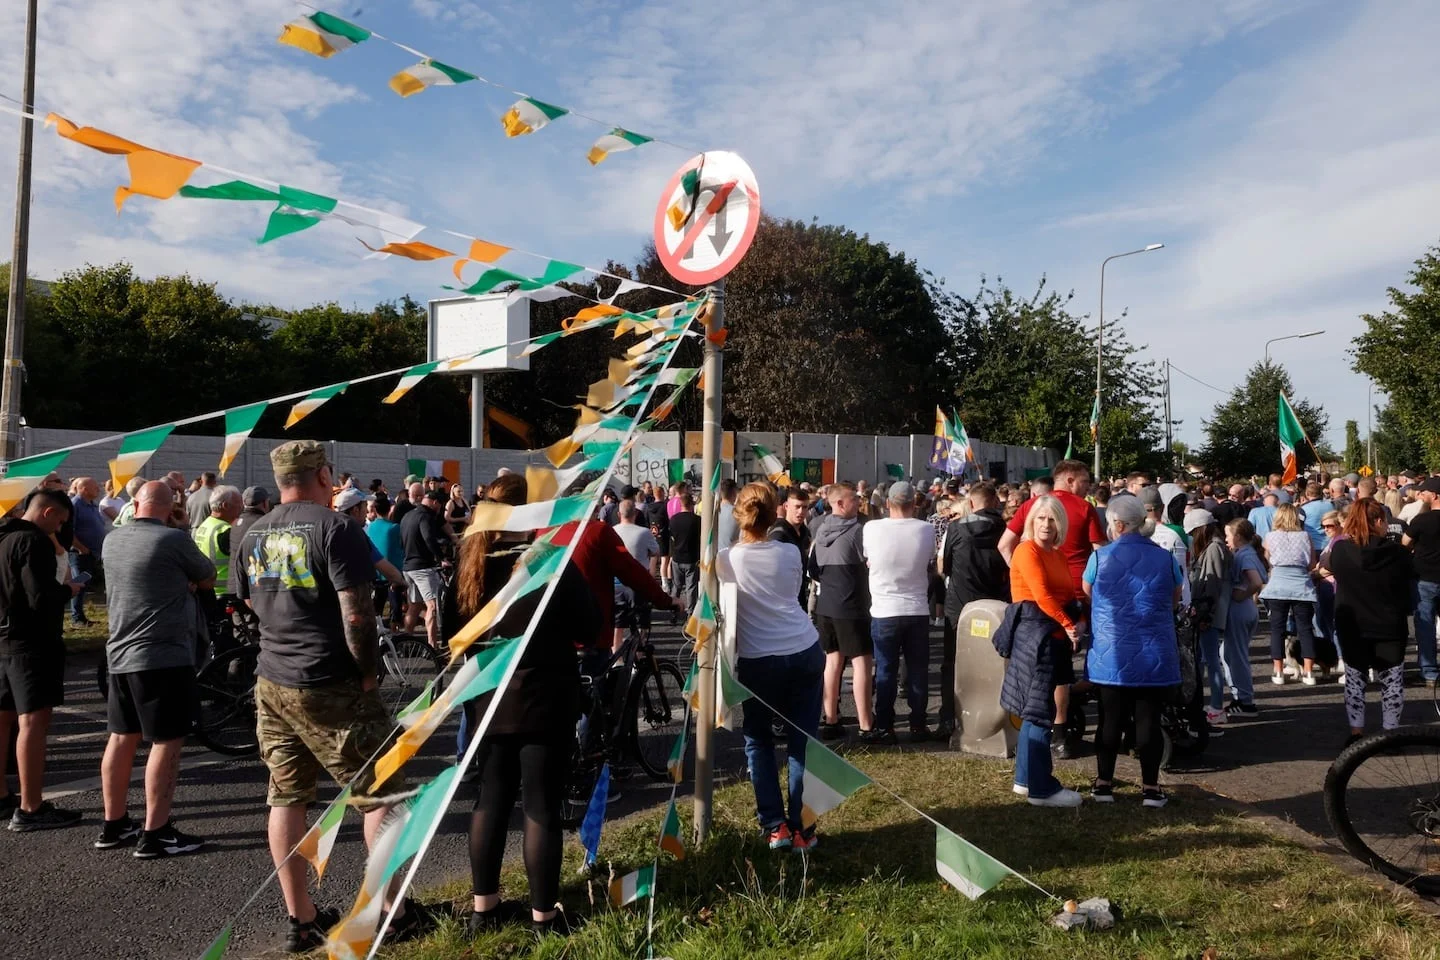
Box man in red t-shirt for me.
[997,459,1106,758]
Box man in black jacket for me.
[938,482,1010,739]
[400,489,451,650]
[768,486,813,606]
[810,483,877,742]
[0,489,84,831]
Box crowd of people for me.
[1,442,1438,947]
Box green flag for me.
[1278,392,1305,484]
[935,823,1013,900]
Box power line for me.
[1167,360,1229,395]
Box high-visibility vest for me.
[193,515,232,586]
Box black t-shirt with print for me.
[236,501,375,687]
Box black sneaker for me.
[467,900,526,936]
[1225,701,1259,719]
[532,908,575,938]
[819,721,846,741]
[1142,788,1169,809]
[134,821,204,859]
[1051,738,1075,760]
[286,906,341,953]
[94,814,143,849]
[858,728,897,746]
[931,721,955,743]
[8,801,83,832]
[386,899,436,944]
[1090,781,1115,803]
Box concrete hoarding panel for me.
[876,436,909,481]
[734,432,786,484]
[790,433,835,460]
[834,435,876,486]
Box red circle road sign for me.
[653,151,761,286]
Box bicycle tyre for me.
[630,660,687,782]
[1324,725,1440,895]
[378,637,442,718]
[194,645,260,757]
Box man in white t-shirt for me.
[861,481,936,743]
[615,501,660,566]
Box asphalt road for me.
[4,618,1431,959]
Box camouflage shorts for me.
[255,676,401,809]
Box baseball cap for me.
[421,488,446,503]
[1418,476,1440,496]
[886,481,916,505]
[242,485,270,508]
[333,487,368,513]
[404,474,422,485]
[620,484,638,499]
[1182,508,1216,534]
[270,440,328,476]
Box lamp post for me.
[1263,329,1324,365]
[1094,243,1164,479]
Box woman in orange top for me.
[1004,495,1084,807]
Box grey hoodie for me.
[811,514,869,619]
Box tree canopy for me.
[1197,362,1327,478]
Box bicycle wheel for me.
[562,739,599,830]
[194,645,260,757]
[630,660,687,782]
[378,637,442,717]
[1324,726,1440,895]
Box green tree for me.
[1197,363,1327,478]
[937,277,1165,476]
[1371,400,1425,475]
[1351,245,1440,469]
[1343,420,1363,472]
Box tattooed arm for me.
[338,584,380,689]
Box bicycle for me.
[1323,685,1440,895]
[561,600,686,827]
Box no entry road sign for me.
[653,151,761,286]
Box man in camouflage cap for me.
[234,440,427,950]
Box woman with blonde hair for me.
[1221,518,1266,718]
[1258,503,1319,684]
[997,495,1084,807]
[717,482,824,852]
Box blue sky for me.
[3,0,1438,450]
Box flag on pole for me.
[945,410,972,474]
[928,406,953,468]
[406,458,461,482]
[218,402,267,477]
[1064,430,1073,460]
[295,786,350,882]
[277,11,370,57]
[1089,394,1100,443]
[660,799,685,859]
[1278,392,1305,485]
[0,449,70,516]
[935,823,1013,900]
[578,763,610,870]
[799,737,872,829]
[609,864,655,906]
[109,424,176,492]
[749,443,793,486]
[285,382,347,428]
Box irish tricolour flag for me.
[750,442,793,487]
[609,864,655,906]
[109,424,175,492]
[277,11,369,58]
[219,402,267,478]
[1278,392,1305,485]
[407,458,461,483]
[296,785,350,882]
[389,59,476,98]
[587,128,652,165]
[0,449,69,516]
[799,736,871,829]
[501,97,568,138]
[935,823,1013,900]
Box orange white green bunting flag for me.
[447,542,566,663]
[587,128,653,165]
[464,493,594,535]
[660,799,685,859]
[357,239,454,261]
[285,382,347,429]
[218,402,266,478]
[666,720,687,786]
[198,923,233,960]
[666,168,703,231]
[501,97,569,137]
[935,823,1013,900]
[799,735,871,829]
[684,589,715,649]
[389,59,477,97]
[277,11,370,58]
[451,238,511,282]
[109,425,175,492]
[382,361,442,405]
[45,114,200,213]
[295,785,350,882]
[609,864,655,907]
[0,449,70,516]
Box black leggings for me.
[1095,685,1164,787]
[469,733,569,911]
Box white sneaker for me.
[1204,707,1227,725]
[1335,659,1346,675]
[1271,673,1288,686]
[1028,788,1083,808]
[1301,673,1318,686]
[1012,784,1029,797]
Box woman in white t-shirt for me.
[717,482,823,854]
[98,479,126,522]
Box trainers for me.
[134,821,205,859]
[858,728,897,746]
[765,823,794,850]
[1203,707,1227,726]
[286,905,341,953]
[1012,783,1030,797]
[1028,788,1083,808]
[1225,701,1259,719]
[467,901,525,936]
[819,721,846,741]
[1300,672,1318,686]
[386,899,436,944]
[8,801,83,832]
[1090,781,1114,803]
[1051,738,1075,760]
[1270,673,1287,686]
[1142,788,1169,809]
[791,830,819,853]
[94,814,143,850]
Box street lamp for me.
[1263,329,1324,365]
[1094,243,1164,479]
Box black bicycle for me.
[561,602,686,827]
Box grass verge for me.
[381,751,1440,960]
[62,599,108,654]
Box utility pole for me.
[692,279,723,844]
[1163,359,1173,474]
[1,0,39,464]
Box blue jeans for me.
[1415,580,1440,682]
[1223,603,1257,705]
[872,615,930,731]
[1014,720,1061,798]
[1198,626,1225,710]
[68,551,92,621]
[737,642,824,832]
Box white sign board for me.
[427,294,530,373]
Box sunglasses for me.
[1322,522,1340,530]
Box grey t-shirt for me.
[235,501,375,688]
[187,488,213,530]
[104,519,216,673]
[616,522,659,565]
[717,501,739,548]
